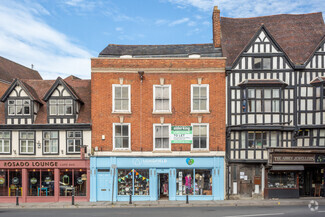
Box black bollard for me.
[129,194,132,204]
[72,188,75,205]
[16,188,19,206]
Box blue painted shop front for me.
[90,156,224,202]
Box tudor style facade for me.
[0,76,91,203]
[220,12,325,198]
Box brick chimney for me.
[212,6,221,48]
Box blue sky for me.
[0,0,324,79]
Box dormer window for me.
[49,99,73,116]
[8,99,30,116]
[253,57,271,70]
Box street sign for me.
[171,126,192,144]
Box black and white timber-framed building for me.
[220,12,325,199]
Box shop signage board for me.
[271,154,325,164]
[171,126,192,144]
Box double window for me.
[248,131,267,149]
[8,99,30,116]
[253,57,271,70]
[191,84,209,112]
[243,88,280,113]
[49,99,73,115]
[113,85,131,113]
[192,124,209,150]
[67,131,82,153]
[43,131,59,154]
[19,131,35,154]
[153,124,171,150]
[0,131,10,154]
[153,85,171,113]
[113,123,131,150]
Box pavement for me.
[1,197,325,209]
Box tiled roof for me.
[99,43,222,57]
[221,12,325,67]
[0,56,42,82]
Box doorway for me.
[299,167,325,197]
[158,173,169,200]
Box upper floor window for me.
[112,84,131,113]
[49,99,73,115]
[191,84,209,113]
[113,123,130,150]
[315,86,325,110]
[153,85,171,113]
[243,88,280,113]
[43,131,59,154]
[253,57,271,70]
[192,124,209,150]
[8,99,30,116]
[153,124,170,150]
[67,131,82,154]
[19,131,35,154]
[248,131,267,149]
[0,131,10,154]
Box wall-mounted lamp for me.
[138,71,144,82]
[37,141,41,149]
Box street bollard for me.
[186,194,189,204]
[16,188,19,206]
[129,194,132,204]
[72,188,75,205]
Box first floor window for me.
[67,131,82,153]
[0,131,10,153]
[43,131,59,154]
[244,88,280,113]
[154,124,170,150]
[113,84,130,112]
[248,131,267,149]
[192,124,209,150]
[113,123,130,150]
[20,131,35,154]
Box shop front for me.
[265,149,325,199]
[0,159,90,203]
[90,156,224,202]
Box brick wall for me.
[91,58,226,152]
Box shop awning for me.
[270,165,304,171]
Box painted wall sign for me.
[171,126,192,144]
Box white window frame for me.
[191,123,209,151]
[112,84,131,113]
[67,131,82,154]
[153,85,172,113]
[49,99,73,116]
[113,123,131,150]
[191,84,209,113]
[19,131,35,154]
[8,99,31,116]
[43,131,59,154]
[153,123,171,151]
[0,131,10,154]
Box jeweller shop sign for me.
[171,126,192,144]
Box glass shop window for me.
[60,170,73,196]
[41,170,54,196]
[118,169,133,195]
[133,169,149,196]
[74,169,87,196]
[0,170,8,196]
[9,170,22,196]
[28,170,40,196]
[267,172,297,188]
[195,169,212,195]
[176,169,193,195]
[117,169,149,196]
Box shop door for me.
[97,170,111,201]
[157,173,169,200]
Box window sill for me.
[112,149,131,152]
[152,112,172,115]
[190,111,210,114]
[152,150,172,153]
[112,112,132,114]
[190,150,210,153]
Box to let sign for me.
[171,126,192,144]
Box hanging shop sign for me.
[171,126,192,144]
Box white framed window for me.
[19,131,35,154]
[153,85,171,113]
[49,99,73,115]
[113,123,131,150]
[8,99,30,116]
[43,131,59,154]
[191,123,209,150]
[0,131,10,154]
[112,84,131,113]
[153,124,171,150]
[191,84,209,112]
[67,131,82,153]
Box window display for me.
[41,170,54,196]
[60,170,73,196]
[195,170,212,195]
[268,172,297,189]
[74,169,87,196]
[118,169,149,196]
[28,170,40,196]
[9,170,22,196]
[0,170,8,196]
[176,169,193,195]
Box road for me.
[0,206,324,217]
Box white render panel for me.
[256,151,262,160]
[240,151,246,159]
[20,119,25,124]
[49,119,54,124]
[20,89,28,97]
[316,113,321,125]
[273,57,277,69]
[247,57,252,69]
[52,89,60,96]
[27,119,32,124]
[62,89,70,96]
[14,119,18,124]
[248,151,254,159]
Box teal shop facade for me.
[90,156,224,202]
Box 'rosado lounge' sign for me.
[0,160,89,168]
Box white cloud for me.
[188,21,197,26]
[0,1,92,79]
[155,19,168,25]
[115,27,123,32]
[169,17,190,26]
